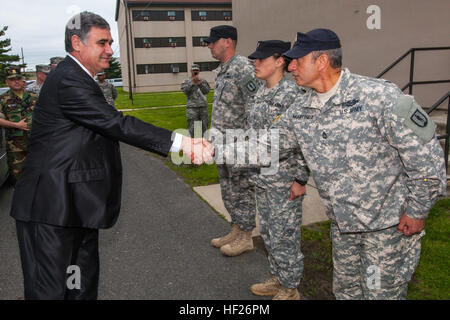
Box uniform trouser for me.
[15,220,99,300]
[255,185,304,289]
[186,106,209,138]
[6,137,28,185]
[331,222,424,300]
[217,165,256,232]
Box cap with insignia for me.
[203,25,237,44]
[36,64,51,74]
[6,66,23,79]
[248,40,291,60]
[283,28,341,59]
[191,64,200,71]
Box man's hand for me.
[180,136,214,165]
[15,119,29,131]
[397,213,425,236]
[289,181,306,200]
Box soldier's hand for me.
[289,181,306,200]
[15,119,29,131]
[397,213,425,236]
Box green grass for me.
[117,88,450,300]
[116,87,214,109]
[119,92,218,186]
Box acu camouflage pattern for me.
[248,77,308,188]
[331,223,423,299]
[26,81,42,96]
[210,54,262,133]
[181,77,210,137]
[0,89,37,183]
[98,81,118,107]
[273,68,446,233]
[210,54,261,232]
[249,77,308,288]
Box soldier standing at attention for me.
[181,64,210,138]
[245,40,309,300]
[204,25,261,256]
[276,29,446,299]
[97,72,118,108]
[0,66,37,185]
[26,64,51,96]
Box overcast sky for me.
[0,0,120,71]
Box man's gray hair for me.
[65,11,110,52]
[311,48,343,69]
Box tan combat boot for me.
[220,229,254,256]
[272,287,300,300]
[211,224,240,248]
[250,276,281,296]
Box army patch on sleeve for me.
[394,95,436,143]
[240,74,259,96]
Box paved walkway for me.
[0,144,328,300]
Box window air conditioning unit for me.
[172,66,180,73]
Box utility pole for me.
[21,47,25,72]
[123,0,133,103]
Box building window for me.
[133,10,185,21]
[169,38,177,47]
[223,11,232,21]
[135,37,186,48]
[143,38,152,48]
[137,63,188,74]
[191,10,232,21]
[193,37,210,47]
[168,11,176,21]
[194,61,221,72]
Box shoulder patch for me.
[240,74,260,96]
[393,95,436,143]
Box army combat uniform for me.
[248,77,308,289]
[26,81,43,96]
[0,90,37,184]
[98,81,118,108]
[271,68,446,299]
[210,54,261,232]
[181,77,210,137]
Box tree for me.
[104,57,122,79]
[0,26,21,85]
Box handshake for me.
[180,136,215,165]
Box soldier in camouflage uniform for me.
[0,67,37,185]
[181,64,210,137]
[26,64,51,96]
[97,72,118,107]
[216,29,446,300]
[204,25,262,256]
[245,40,309,300]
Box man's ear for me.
[71,35,83,52]
[317,54,330,72]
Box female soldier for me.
[246,40,308,300]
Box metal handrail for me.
[376,47,450,172]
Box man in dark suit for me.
[10,11,211,300]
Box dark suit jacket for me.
[10,56,174,229]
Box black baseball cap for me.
[248,40,291,60]
[203,25,237,44]
[283,29,341,59]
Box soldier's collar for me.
[328,68,353,107]
[219,54,238,73]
